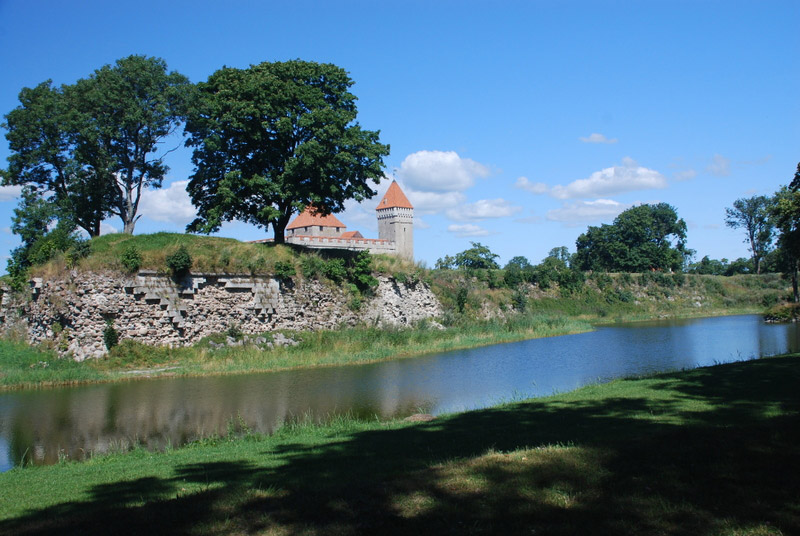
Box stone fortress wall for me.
[0,270,442,361]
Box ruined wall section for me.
[0,271,442,361]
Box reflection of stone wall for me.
[0,271,441,361]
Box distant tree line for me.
[436,163,800,301]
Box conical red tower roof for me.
[376,181,413,210]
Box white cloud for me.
[405,189,466,214]
[139,180,197,225]
[415,218,431,229]
[100,222,119,235]
[514,176,550,194]
[548,157,667,199]
[579,133,618,144]
[706,154,731,177]
[395,150,490,192]
[0,185,22,202]
[673,169,697,181]
[446,198,522,221]
[1,227,11,235]
[546,199,630,223]
[447,223,491,237]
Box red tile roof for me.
[340,230,363,238]
[376,181,413,210]
[287,205,347,230]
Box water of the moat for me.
[2,314,798,471]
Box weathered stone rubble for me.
[0,271,442,361]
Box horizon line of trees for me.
[435,165,800,300]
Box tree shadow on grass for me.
[2,356,799,535]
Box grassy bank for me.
[1,354,798,534]
[0,314,591,389]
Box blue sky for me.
[1,0,798,269]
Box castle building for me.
[276,181,414,260]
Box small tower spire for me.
[376,181,414,260]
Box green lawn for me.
[1,354,798,535]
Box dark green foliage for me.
[226,323,243,340]
[725,194,775,274]
[434,255,456,270]
[486,269,503,289]
[323,258,347,283]
[503,256,534,287]
[65,240,91,268]
[575,203,689,272]
[512,289,527,312]
[453,242,500,270]
[185,60,389,243]
[456,286,469,314]
[273,261,296,280]
[103,320,119,350]
[120,245,143,273]
[5,187,81,285]
[245,256,266,274]
[301,255,326,279]
[2,56,190,236]
[590,272,613,291]
[558,267,585,296]
[349,251,378,292]
[166,245,192,277]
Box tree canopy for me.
[184,60,389,242]
[574,203,689,272]
[724,195,774,274]
[1,55,190,236]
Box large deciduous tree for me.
[2,55,190,236]
[772,169,800,302]
[2,81,111,237]
[184,60,389,242]
[73,55,191,234]
[724,195,775,274]
[574,203,689,272]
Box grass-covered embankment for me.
[0,314,590,389]
[1,354,798,534]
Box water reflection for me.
[1,315,798,470]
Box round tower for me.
[376,181,414,260]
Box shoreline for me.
[0,306,764,391]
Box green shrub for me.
[349,251,378,292]
[226,323,243,340]
[456,286,469,314]
[301,255,326,278]
[120,245,143,273]
[512,289,527,312]
[65,241,91,268]
[246,256,266,274]
[323,258,347,283]
[348,284,363,311]
[103,320,119,350]
[166,245,193,277]
[273,261,296,279]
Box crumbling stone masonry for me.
[0,271,442,361]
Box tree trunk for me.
[272,210,293,244]
[793,259,799,303]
